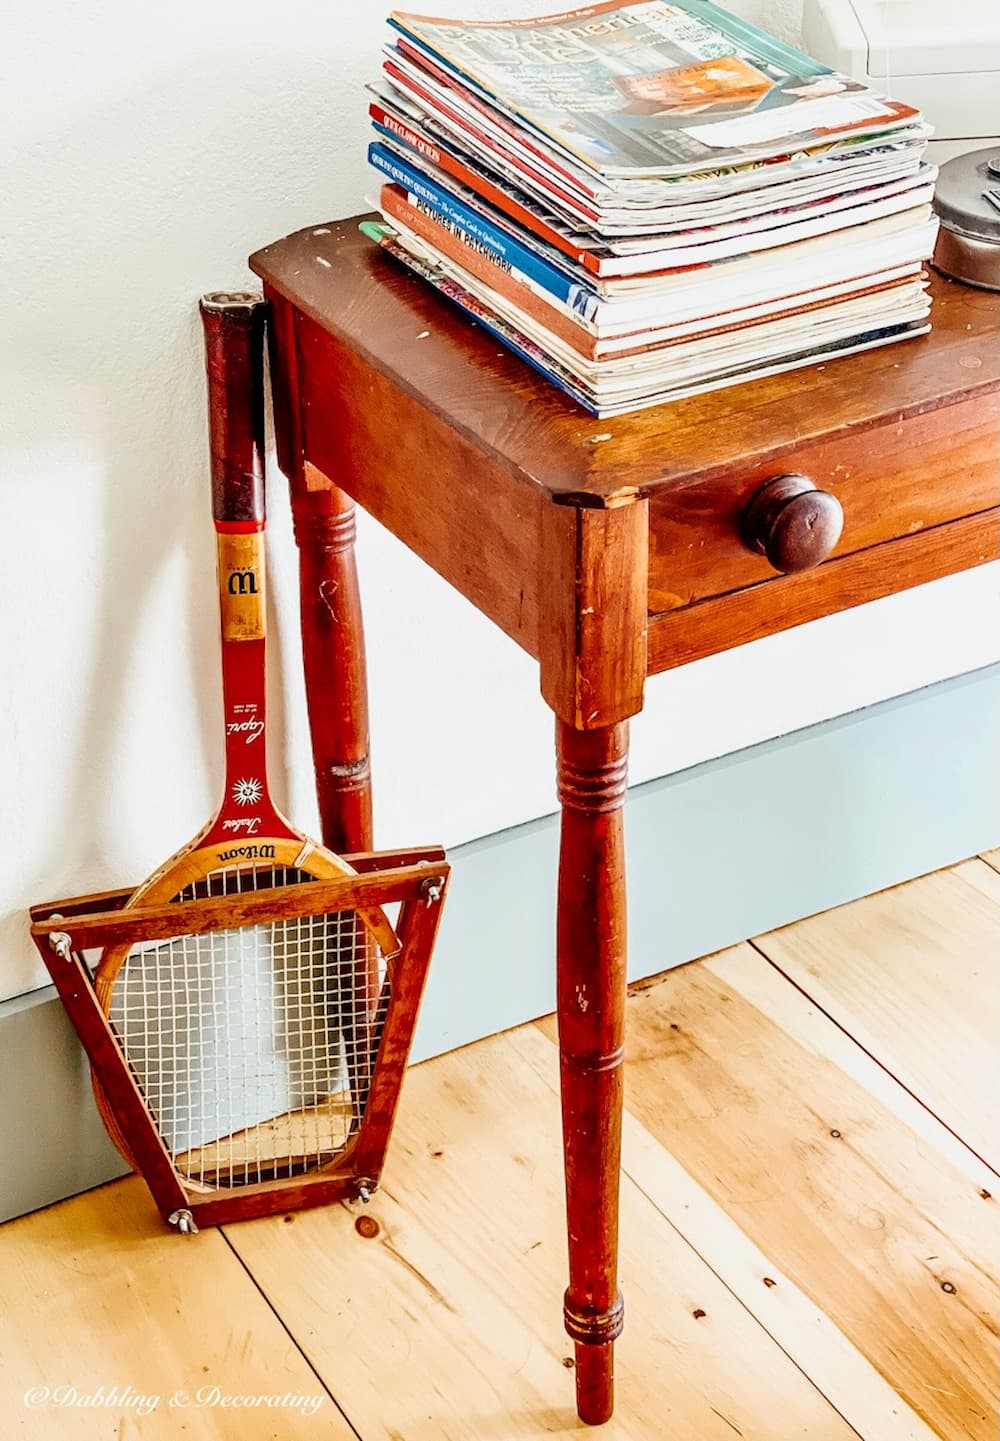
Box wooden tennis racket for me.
[31,292,448,1227]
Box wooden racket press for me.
[30,294,448,1231]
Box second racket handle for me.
[200,292,267,524]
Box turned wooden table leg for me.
[289,475,376,1126]
[289,478,372,855]
[556,718,629,1426]
[265,292,371,852]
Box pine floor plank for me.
[5,860,996,1438]
[754,865,1000,1171]
[954,856,1000,904]
[0,1176,352,1439]
[591,945,998,1441]
[513,1025,938,1441]
[226,1026,858,1441]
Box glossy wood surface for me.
[252,219,998,688]
[289,303,544,656]
[32,290,449,1232]
[30,860,444,951]
[200,292,267,524]
[293,467,373,854]
[250,221,998,506]
[646,391,998,615]
[251,214,999,1424]
[540,500,648,729]
[29,847,448,925]
[270,287,375,855]
[555,720,629,1422]
[741,473,844,574]
[648,508,997,671]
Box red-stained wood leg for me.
[267,292,379,1130]
[555,718,629,1426]
[290,471,373,855]
[289,469,376,1126]
[265,291,372,853]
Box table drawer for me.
[647,392,998,616]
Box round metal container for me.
[932,148,1000,291]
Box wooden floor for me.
[2,854,998,1439]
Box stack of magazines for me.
[363,0,938,417]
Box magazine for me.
[389,0,921,178]
[379,49,928,214]
[375,131,936,274]
[371,82,929,259]
[378,192,928,360]
[362,219,929,416]
[363,5,936,416]
[370,142,937,323]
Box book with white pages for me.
[379,178,938,326]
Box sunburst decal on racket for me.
[232,777,263,807]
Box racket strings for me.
[109,864,388,1189]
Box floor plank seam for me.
[4,864,993,1439]
[745,936,1000,1181]
[217,1224,365,1441]
[959,857,1000,891]
[617,1162,866,1440]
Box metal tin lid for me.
[933,148,1000,243]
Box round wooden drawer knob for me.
[741,474,844,574]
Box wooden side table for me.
[250,219,998,1424]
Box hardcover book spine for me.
[368,143,599,319]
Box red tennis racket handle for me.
[200,292,267,525]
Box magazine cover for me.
[389,0,920,176]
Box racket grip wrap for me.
[200,292,267,524]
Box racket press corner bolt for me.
[168,1209,200,1236]
[354,1178,378,1204]
[46,925,74,962]
[420,876,445,905]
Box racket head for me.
[92,831,399,1192]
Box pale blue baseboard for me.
[0,988,126,1222]
[411,663,1000,1059]
[3,664,997,1222]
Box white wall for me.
[2,0,997,1004]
